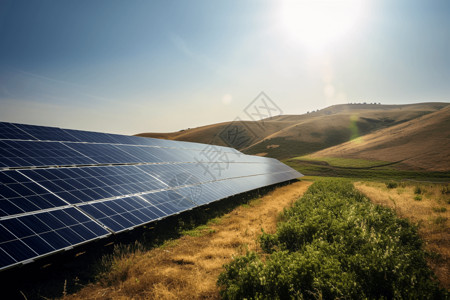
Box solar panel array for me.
[0,122,302,271]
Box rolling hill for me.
[137,102,449,160]
[310,105,450,171]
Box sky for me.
[0,0,449,135]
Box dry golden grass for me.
[355,182,450,288]
[314,106,450,171]
[137,103,447,161]
[64,181,311,299]
[254,152,268,156]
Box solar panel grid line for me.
[0,233,104,271]
[2,163,296,207]
[58,142,102,165]
[10,123,38,141]
[12,123,79,143]
[0,203,74,221]
[0,142,234,163]
[0,140,98,169]
[0,207,111,271]
[18,165,175,208]
[0,170,72,218]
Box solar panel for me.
[0,207,109,268]
[0,170,68,216]
[0,122,36,141]
[0,121,302,271]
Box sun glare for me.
[279,0,366,51]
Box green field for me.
[291,155,393,168]
[285,156,450,182]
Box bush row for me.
[218,179,446,299]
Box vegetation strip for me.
[355,181,449,289]
[218,179,447,299]
[285,157,450,181]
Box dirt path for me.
[66,181,312,299]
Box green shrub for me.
[414,195,422,201]
[432,207,447,213]
[218,179,446,299]
[441,185,450,195]
[414,186,423,194]
[434,216,447,225]
[386,181,398,189]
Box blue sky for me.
[0,0,449,134]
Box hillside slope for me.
[311,106,450,171]
[137,103,448,160]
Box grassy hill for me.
[310,105,450,171]
[137,102,448,160]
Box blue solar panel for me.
[0,140,97,168]
[12,123,80,142]
[0,207,109,269]
[79,195,167,233]
[0,122,241,155]
[0,121,302,271]
[0,170,68,217]
[20,166,167,204]
[0,123,36,141]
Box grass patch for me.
[218,180,447,299]
[159,239,179,249]
[414,195,423,201]
[181,225,214,237]
[285,157,450,181]
[434,216,448,225]
[207,217,222,225]
[293,155,391,168]
[415,186,424,194]
[432,207,447,213]
[355,181,450,288]
[386,181,398,189]
[442,185,450,195]
[96,242,145,286]
[245,137,325,160]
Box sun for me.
[279,0,366,51]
